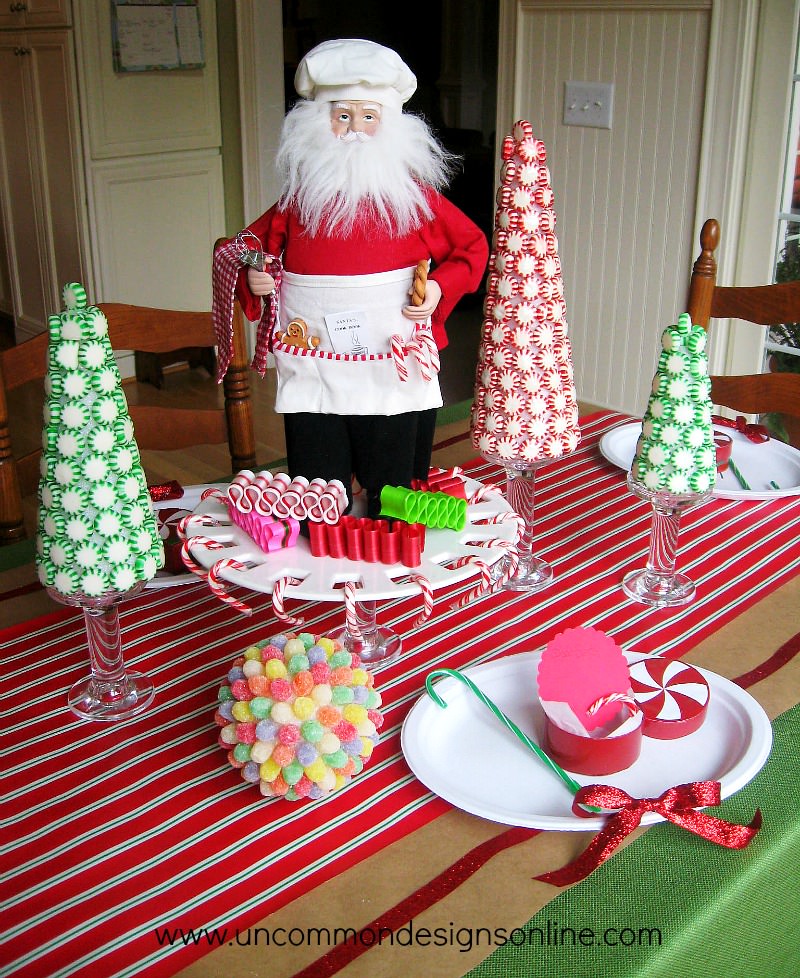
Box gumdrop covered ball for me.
[215,630,384,801]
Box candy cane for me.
[180,535,225,579]
[486,538,520,590]
[409,573,434,627]
[390,334,409,382]
[176,513,220,540]
[449,555,492,610]
[467,482,505,505]
[208,558,253,614]
[272,575,305,627]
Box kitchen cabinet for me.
[0,28,87,338]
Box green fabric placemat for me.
[468,704,800,978]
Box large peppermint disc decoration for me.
[630,658,710,739]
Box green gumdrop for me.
[284,787,299,801]
[331,685,354,705]
[282,761,304,785]
[218,685,234,702]
[233,743,251,763]
[287,653,310,675]
[297,632,316,649]
[323,749,347,769]
[249,696,273,719]
[366,690,381,709]
[301,719,323,742]
[329,650,351,669]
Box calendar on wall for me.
[111,0,205,72]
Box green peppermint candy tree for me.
[36,283,164,599]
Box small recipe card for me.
[324,310,379,356]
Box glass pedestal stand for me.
[327,599,402,669]
[622,474,710,608]
[48,583,155,721]
[502,463,554,592]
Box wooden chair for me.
[0,301,256,545]
[687,217,800,418]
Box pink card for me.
[537,626,632,734]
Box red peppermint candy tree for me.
[470,120,580,591]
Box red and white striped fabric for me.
[2,411,799,977]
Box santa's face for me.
[329,101,382,141]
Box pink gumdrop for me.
[367,709,384,730]
[236,722,257,744]
[310,662,331,684]
[333,720,358,742]
[270,678,293,702]
[293,775,313,798]
[230,679,253,701]
[260,644,284,662]
[278,724,301,746]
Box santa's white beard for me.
[276,99,457,237]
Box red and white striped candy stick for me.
[272,575,305,626]
[343,581,363,640]
[208,558,253,614]
[180,535,224,579]
[409,573,434,627]
[390,334,409,382]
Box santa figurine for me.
[227,37,488,518]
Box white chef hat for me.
[294,38,417,111]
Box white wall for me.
[73,0,225,313]
[498,0,797,416]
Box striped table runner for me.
[2,411,799,978]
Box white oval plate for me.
[401,651,772,831]
[599,421,800,499]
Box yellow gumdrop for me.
[250,740,275,764]
[355,718,376,737]
[319,768,337,792]
[317,637,336,655]
[351,667,369,686]
[264,659,288,680]
[360,736,374,758]
[231,701,255,722]
[311,683,332,706]
[304,758,328,783]
[334,773,347,791]
[219,723,239,745]
[292,696,315,720]
[242,659,265,678]
[342,704,368,726]
[243,645,262,660]
[259,757,281,782]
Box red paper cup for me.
[714,432,733,472]
[543,709,643,775]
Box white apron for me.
[272,266,443,416]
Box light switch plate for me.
[563,81,614,129]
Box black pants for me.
[283,408,437,518]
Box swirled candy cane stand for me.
[181,478,518,668]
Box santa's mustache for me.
[338,130,370,143]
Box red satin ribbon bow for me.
[712,414,770,443]
[536,781,762,887]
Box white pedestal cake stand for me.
[183,478,518,668]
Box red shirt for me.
[234,188,488,349]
